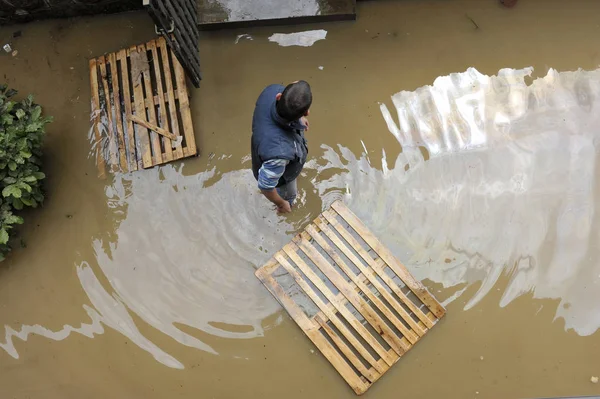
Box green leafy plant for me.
[0,85,51,260]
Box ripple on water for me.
[7,66,599,366]
[77,166,294,365]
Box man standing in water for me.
[251,81,311,213]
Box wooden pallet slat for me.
[148,39,174,163]
[273,252,386,375]
[108,52,128,171]
[321,211,434,330]
[256,201,446,395]
[138,43,163,166]
[281,244,396,366]
[88,37,198,174]
[116,49,138,171]
[331,201,447,320]
[303,225,421,343]
[97,56,119,171]
[294,236,409,356]
[88,58,107,179]
[130,45,153,169]
[172,48,197,156]
[313,217,427,336]
[157,37,184,159]
[314,314,379,383]
[321,210,435,329]
[257,272,370,396]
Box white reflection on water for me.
[318,67,600,335]
[5,67,598,366]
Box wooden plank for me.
[311,269,432,333]
[129,114,177,140]
[256,271,369,395]
[157,37,184,159]
[116,49,137,171]
[317,288,431,351]
[314,314,380,383]
[294,236,410,356]
[316,223,429,335]
[172,47,197,156]
[129,45,153,168]
[107,52,128,171]
[147,39,174,162]
[145,92,179,108]
[330,201,446,319]
[315,215,431,333]
[322,209,434,329]
[282,243,397,366]
[303,225,420,344]
[259,257,280,276]
[97,56,119,171]
[88,59,107,179]
[138,43,163,166]
[273,252,386,375]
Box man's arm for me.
[258,159,291,213]
[261,188,291,213]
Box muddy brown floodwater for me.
[1,0,600,398]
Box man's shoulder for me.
[255,84,283,110]
[260,84,285,97]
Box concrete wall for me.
[0,0,143,24]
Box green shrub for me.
[0,85,51,260]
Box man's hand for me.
[261,188,292,214]
[276,200,292,214]
[301,116,309,131]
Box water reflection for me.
[4,67,599,367]
[327,67,600,336]
[76,165,301,365]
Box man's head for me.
[275,80,312,122]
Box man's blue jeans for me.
[277,179,297,207]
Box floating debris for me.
[268,29,327,47]
[234,34,253,44]
[591,376,599,384]
[466,14,480,29]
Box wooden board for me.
[255,200,446,395]
[88,36,198,176]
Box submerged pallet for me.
[89,36,197,177]
[256,201,446,395]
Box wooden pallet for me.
[255,201,446,395]
[89,36,197,177]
